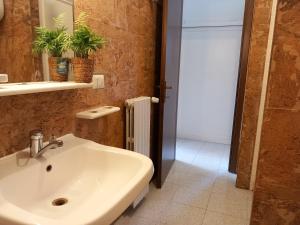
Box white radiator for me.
[125,96,159,207]
[126,97,151,155]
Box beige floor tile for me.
[218,155,230,172]
[247,195,253,220]
[177,139,206,152]
[148,182,178,202]
[213,173,248,195]
[167,169,215,191]
[166,170,189,184]
[162,202,205,225]
[207,192,249,219]
[171,160,195,174]
[191,156,221,173]
[188,164,219,178]
[176,150,198,163]
[201,142,229,156]
[183,174,216,191]
[191,145,224,172]
[130,197,168,221]
[113,215,162,225]
[202,211,249,225]
[173,186,211,209]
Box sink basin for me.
[0,134,153,225]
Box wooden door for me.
[156,0,183,188]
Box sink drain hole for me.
[46,165,52,172]
[52,198,68,206]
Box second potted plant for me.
[70,13,105,83]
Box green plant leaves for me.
[70,12,105,58]
[33,12,105,59]
[33,14,70,57]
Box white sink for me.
[0,134,154,225]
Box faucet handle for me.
[29,129,43,156]
[56,140,64,147]
[30,129,43,137]
[29,129,43,147]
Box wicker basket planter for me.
[48,57,69,81]
[72,57,94,83]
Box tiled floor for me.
[113,139,253,225]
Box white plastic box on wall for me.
[0,74,8,83]
[92,75,105,89]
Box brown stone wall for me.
[236,0,274,189]
[251,1,300,224]
[0,0,157,157]
[0,0,41,82]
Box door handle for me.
[155,85,172,90]
[158,81,172,103]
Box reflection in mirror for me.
[0,0,103,84]
[0,0,74,83]
[38,0,74,81]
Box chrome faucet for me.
[30,130,63,158]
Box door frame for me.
[155,0,167,189]
[229,0,255,173]
[154,0,256,184]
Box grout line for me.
[200,208,208,225]
[206,209,250,221]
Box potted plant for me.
[70,12,105,83]
[33,15,70,81]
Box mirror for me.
[0,0,74,83]
[38,0,74,81]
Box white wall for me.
[182,0,245,27]
[177,0,245,144]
